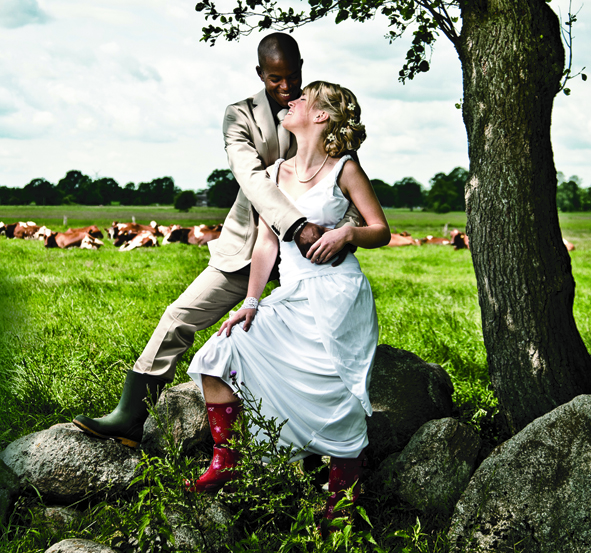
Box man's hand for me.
[330,243,354,267]
[307,227,352,266]
[294,222,327,257]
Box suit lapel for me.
[252,89,279,164]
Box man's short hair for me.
[257,32,301,69]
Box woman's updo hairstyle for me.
[302,80,366,158]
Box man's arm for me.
[223,103,304,241]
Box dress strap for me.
[270,158,285,186]
[332,155,353,186]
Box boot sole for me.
[72,419,140,448]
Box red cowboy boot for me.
[186,402,242,493]
[324,450,368,521]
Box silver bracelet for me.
[242,297,259,310]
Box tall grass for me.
[1,207,590,443]
[1,207,590,552]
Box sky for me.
[0,0,589,192]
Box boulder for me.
[391,418,481,516]
[165,501,233,551]
[0,458,20,523]
[142,381,209,455]
[45,539,116,553]
[36,506,82,534]
[449,395,591,553]
[0,423,142,503]
[367,346,454,456]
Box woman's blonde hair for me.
[302,80,366,157]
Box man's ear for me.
[256,65,264,81]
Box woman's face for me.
[283,94,321,132]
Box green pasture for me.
[1,206,590,551]
[1,206,590,446]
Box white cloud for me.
[0,0,51,29]
[0,0,588,191]
[100,42,120,55]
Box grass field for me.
[1,206,590,442]
[1,205,590,551]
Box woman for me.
[186,81,391,519]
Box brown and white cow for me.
[387,232,419,247]
[420,235,451,246]
[0,222,5,236]
[450,228,470,250]
[119,230,159,251]
[32,225,53,240]
[67,225,104,239]
[563,238,575,251]
[3,222,18,238]
[106,220,162,240]
[162,224,223,246]
[43,228,104,249]
[13,221,42,239]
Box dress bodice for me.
[270,156,361,284]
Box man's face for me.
[257,55,303,108]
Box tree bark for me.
[457,0,591,433]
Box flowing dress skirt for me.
[189,155,378,460]
[188,267,377,461]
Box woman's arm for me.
[218,218,279,336]
[307,160,391,263]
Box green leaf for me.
[335,8,349,23]
[356,505,372,527]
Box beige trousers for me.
[133,266,249,381]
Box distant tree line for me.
[371,167,469,213]
[2,167,587,213]
[556,173,591,212]
[0,171,180,207]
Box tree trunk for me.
[457,0,591,433]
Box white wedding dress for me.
[188,155,378,460]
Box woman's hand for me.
[307,227,352,264]
[218,308,257,337]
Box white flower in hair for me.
[348,118,356,126]
[347,103,356,111]
[327,133,336,142]
[340,127,347,134]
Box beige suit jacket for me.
[209,89,363,273]
[208,89,301,273]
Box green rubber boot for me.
[73,370,167,448]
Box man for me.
[73,33,362,447]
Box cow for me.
[387,233,419,247]
[67,225,104,239]
[13,221,42,239]
[162,224,223,246]
[106,221,162,240]
[43,228,104,249]
[450,228,470,250]
[3,223,18,238]
[32,225,53,240]
[420,235,451,245]
[563,238,575,251]
[0,222,5,236]
[119,230,159,251]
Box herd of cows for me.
[1,220,575,253]
[1,219,472,251]
[0,220,223,251]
